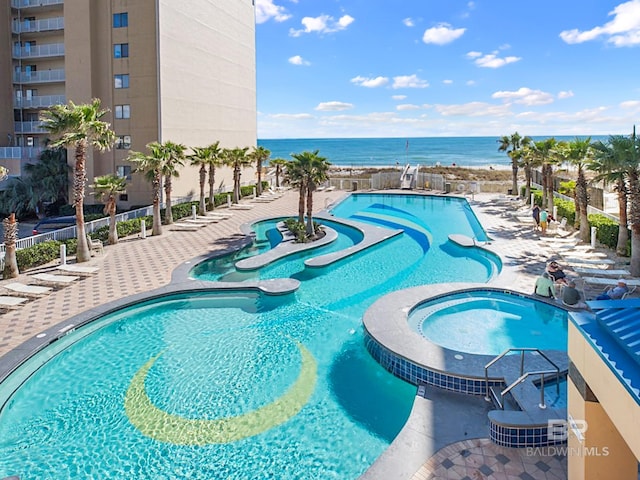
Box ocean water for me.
[258,136,605,168]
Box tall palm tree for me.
[627,129,640,276]
[517,144,540,204]
[207,141,222,210]
[558,137,592,242]
[530,138,558,211]
[589,136,630,256]
[128,142,165,236]
[304,152,331,236]
[498,132,530,195]
[3,213,19,278]
[222,147,251,204]
[270,158,288,188]
[40,99,116,263]
[250,146,270,196]
[189,146,212,215]
[91,174,127,244]
[160,141,186,225]
[286,154,310,223]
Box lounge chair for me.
[171,222,205,231]
[57,264,100,275]
[583,277,640,287]
[205,211,233,219]
[87,234,104,255]
[574,267,631,277]
[229,204,253,210]
[597,285,637,300]
[0,295,28,310]
[30,273,80,285]
[3,282,52,297]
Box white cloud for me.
[392,95,407,100]
[289,14,355,37]
[315,101,354,111]
[560,0,640,46]
[492,87,555,105]
[288,55,310,66]
[422,23,466,45]
[255,0,291,24]
[351,76,389,88]
[443,79,453,85]
[468,51,521,68]
[403,18,415,27]
[392,74,429,89]
[620,100,640,108]
[466,80,476,86]
[269,113,314,120]
[396,104,422,111]
[434,102,512,117]
[558,90,574,99]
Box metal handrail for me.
[500,369,560,409]
[484,347,561,409]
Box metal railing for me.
[13,43,64,59]
[0,147,43,161]
[11,0,63,8]
[484,348,560,410]
[14,94,65,109]
[13,69,65,83]
[14,121,45,134]
[12,16,64,33]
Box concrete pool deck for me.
[1,189,626,480]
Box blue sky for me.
[254,0,640,139]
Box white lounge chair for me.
[3,282,52,297]
[30,273,80,285]
[205,211,233,219]
[583,277,640,287]
[0,295,28,310]
[574,267,631,277]
[57,264,100,275]
[229,204,253,210]
[171,222,205,231]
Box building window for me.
[114,74,129,89]
[116,165,132,179]
[115,105,130,119]
[114,43,129,58]
[113,13,128,28]
[115,135,131,149]
[119,193,129,201]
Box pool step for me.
[487,386,520,411]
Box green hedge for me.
[554,198,575,226]
[588,213,631,255]
[15,238,77,270]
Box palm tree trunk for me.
[546,165,555,211]
[74,143,91,262]
[576,168,590,243]
[208,165,216,210]
[233,165,241,203]
[616,179,629,255]
[3,213,19,278]
[306,183,314,236]
[152,172,162,236]
[511,158,518,196]
[164,175,173,224]
[107,196,118,244]
[198,165,206,215]
[275,166,281,188]
[257,160,263,196]
[524,167,532,204]
[628,170,640,276]
[298,182,306,224]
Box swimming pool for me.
[0,193,501,479]
[408,291,568,356]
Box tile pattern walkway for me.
[1,190,626,480]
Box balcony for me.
[14,121,46,134]
[11,0,63,9]
[13,42,64,59]
[13,68,65,83]
[12,16,64,33]
[15,94,65,109]
[0,147,43,161]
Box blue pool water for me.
[0,194,501,479]
[408,291,568,356]
[540,377,568,409]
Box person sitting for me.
[534,272,556,299]
[561,281,587,308]
[547,261,569,285]
[596,280,629,300]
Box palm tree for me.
[270,158,288,188]
[128,142,165,236]
[589,136,630,256]
[498,132,530,196]
[250,146,270,196]
[91,174,127,244]
[207,141,222,210]
[627,129,640,276]
[3,213,19,278]
[287,150,331,234]
[304,152,331,236]
[160,141,186,225]
[222,147,251,204]
[189,146,212,215]
[286,154,309,223]
[40,99,116,262]
[561,137,592,242]
[530,138,558,211]
[517,144,540,204]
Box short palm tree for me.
[560,137,592,242]
[285,155,309,223]
[498,132,530,196]
[250,146,270,196]
[530,138,558,211]
[160,141,186,225]
[3,213,19,278]
[270,158,288,188]
[288,150,330,235]
[589,137,630,256]
[40,99,116,262]
[91,174,127,245]
[222,147,251,204]
[304,152,330,236]
[207,141,222,210]
[189,146,212,215]
[128,142,165,236]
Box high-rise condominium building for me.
[0,0,257,207]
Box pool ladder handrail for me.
[484,348,560,410]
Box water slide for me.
[400,164,419,189]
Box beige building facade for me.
[0,0,256,208]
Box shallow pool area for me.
[0,193,508,479]
[408,291,568,356]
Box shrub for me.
[554,198,575,226]
[588,214,631,255]
[15,238,77,270]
